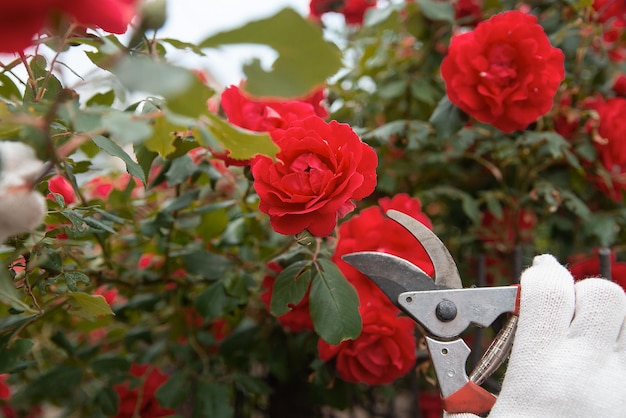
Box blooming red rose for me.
[441,11,565,132]
[259,262,314,332]
[332,194,434,306]
[309,0,377,25]
[593,0,626,25]
[0,0,137,53]
[218,85,321,166]
[568,251,626,292]
[47,175,76,205]
[251,116,377,237]
[317,300,416,385]
[113,364,174,418]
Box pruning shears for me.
[343,210,520,415]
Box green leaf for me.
[68,292,115,320]
[144,114,188,158]
[166,154,197,185]
[0,269,33,313]
[134,143,159,182]
[156,370,189,409]
[91,356,130,375]
[429,96,467,140]
[23,365,83,399]
[0,338,33,373]
[232,372,272,395]
[86,90,115,107]
[0,73,22,101]
[202,113,279,161]
[112,57,212,117]
[194,282,240,319]
[181,249,232,280]
[199,8,342,98]
[101,111,153,144]
[417,0,455,22]
[310,259,361,345]
[92,135,146,184]
[270,260,312,316]
[64,271,90,292]
[0,102,21,137]
[193,382,233,418]
[95,386,119,416]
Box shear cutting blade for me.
[386,209,463,289]
[342,252,445,308]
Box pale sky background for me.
[154,0,313,87]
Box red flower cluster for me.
[113,364,174,418]
[0,0,138,53]
[252,117,377,237]
[309,0,377,25]
[259,262,314,332]
[477,207,537,253]
[319,194,433,385]
[441,11,565,132]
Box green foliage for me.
[1,1,625,417]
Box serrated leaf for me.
[86,90,115,107]
[270,260,312,316]
[166,154,197,185]
[64,271,90,291]
[199,8,342,98]
[92,135,146,184]
[310,259,361,345]
[202,113,278,161]
[68,292,114,320]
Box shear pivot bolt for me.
[435,300,457,322]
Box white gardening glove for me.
[445,254,626,418]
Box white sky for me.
[157,0,312,87]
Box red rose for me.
[0,374,10,401]
[568,251,626,292]
[318,302,416,385]
[441,11,565,132]
[332,194,434,307]
[218,85,321,166]
[309,0,377,25]
[0,0,137,53]
[259,262,314,332]
[113,364,174,418]
[251,116,377,237]
[47,175,76,205]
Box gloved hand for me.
[444,254,626,418]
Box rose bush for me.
[0,0,625,417]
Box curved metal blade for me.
[342,251,445,308]
[386,209,463,289]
